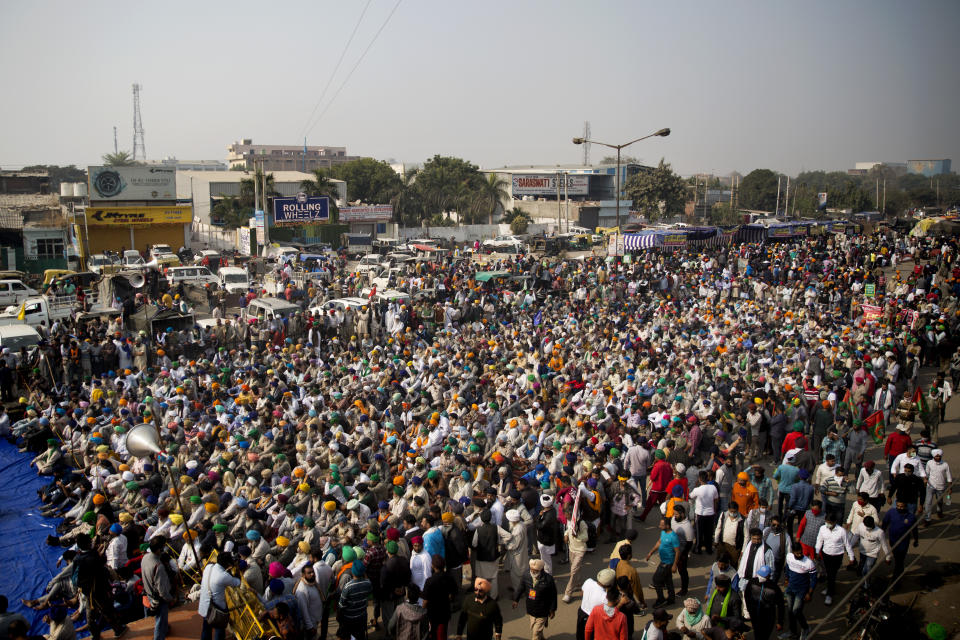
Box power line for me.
[297,0,373,142]
[304,0,403,139]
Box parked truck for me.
[0,294,76,327]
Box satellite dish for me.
[125,424,162,458]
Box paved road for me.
[477,367,959,640]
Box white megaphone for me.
[125,424,162,458]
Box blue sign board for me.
[273,193,329,224]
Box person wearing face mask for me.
[853,515,891,591]
[736,528,774,592]
[887,463,925,516]
[713,501,745,563]
[856,460,885,513]
[813,513,854,605]
[783,541,817,640]
[761,515,791,582]
[795,499,825,560]
[844,492,879,547]
[742,565,784,640]
[882,499,919,580]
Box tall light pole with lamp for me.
[572,128,670,241]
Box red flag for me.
[368,285,377,299]
[865,410,885,444]
[912,386,927,414]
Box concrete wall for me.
[398,223,558,243]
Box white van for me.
[0,279,38,307]
[0,324,42,360]
[244,298,300,324]
[166,266,219,287]
[219,267,250,294]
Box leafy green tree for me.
[738,169,780,212]
[21,164,87,190]
[300,169,341,221]
[211,195,249,229]
[599,155,641,165]
[622,158,686,222]
[324,158,402,205]
[503,207,532,234]
[102,151,138,166]
[414,155,484,220]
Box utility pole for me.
[784,176,790,219]
[775,176,782,217]
[882,179,886,214]
[556,171,562,234]
[261,162,270,247]
[113,126,118,154]
[564,171,570,233]
[876,179,880,211]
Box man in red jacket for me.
[638,450,673,521]
[884,423,912,480]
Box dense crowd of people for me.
[0,228,956,640]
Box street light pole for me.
[572,128,670,245]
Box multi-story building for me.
[226,139,360,172]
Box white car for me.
[482,235,525,251]
[355,254,386,274]
[166,266,219,288]
[309,297,369,317]
[149,244,174,261]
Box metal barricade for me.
[225,584,280,640]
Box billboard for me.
[817,192,828,209]
[84,205,192,226]
[88,166,176,201]
[339,205,393,222]
[273,193,329,224]
[511,174,589,196]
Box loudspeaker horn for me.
[125,424,162,458]
[126,272,146,288]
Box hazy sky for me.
[2,1,958,176]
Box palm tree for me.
[240,169,277,211]
[390,169,424,227]
[102,151,137,166]
[300,168,340,221]
[477,174,510,225]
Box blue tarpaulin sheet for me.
[0,440,64,635]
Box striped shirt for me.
[338,577,373,620]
